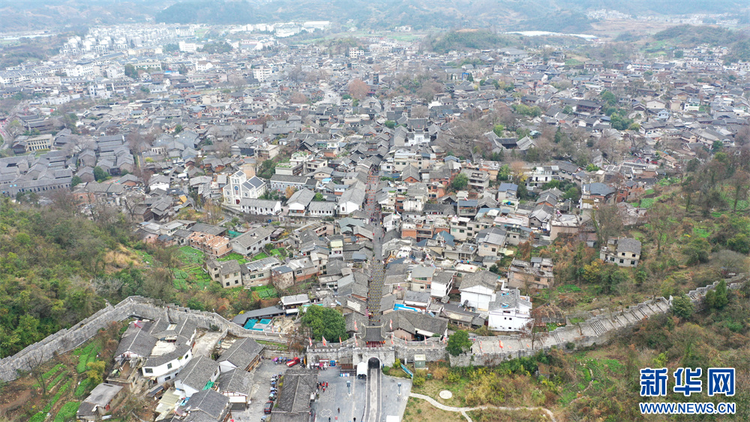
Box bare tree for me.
[647,202,675,256]
[25,351,50,396]
[348,79,369,100]
[728,169,750,213]
[411,105,429,118]
[290,92,308,104]
[50,189,79,214]
[593,203,622,247]
[523,306,551,351]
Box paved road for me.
[363,364,382,422]
[231,359,289,422]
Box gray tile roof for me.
[616,238,642,254]
[217,368,253,394]
[115,323,158,358]
[274,369,318,415]
[176,356,219,391]
[218,338,263,370]
[459,270,500,291]
[180,389,229,421]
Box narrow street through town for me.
[365,170,385,325]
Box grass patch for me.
[75,378,92,397]
[178,246,205,265]
[256,340,289,350]
[175,266,214,291]
[133,249,154,265]
[218,252,248,264]
[43,380,71,412]
[251,285,278,299]
[252,252,269,261]
[569,317,585,324]
[692,227,711,238]
[29,413,46,422]
[403,397,465,422]
[33,363,64,388]
[76,341,102,373]
[639,198,655,209]
[48,371,68,389]
[557,284,581,293]
[54,401,80,422]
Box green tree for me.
[124,64,137,79]
[313,193,324,201]
[601,90,617,106]
[384,120,396,129]
[174,124,184,134]
[683,237,710,265]
[258,160,276,179]
[451,173,468,190]
[301,306,348,342]
[705,280,729,310]
[525,147,540,162]
[563,186,580,201]
[93,167,109,182]
[671,295,694,319]
[86,361,106,385]
[71,176,83,187]
[516,183,530,200]
[447,330,472,356]
[493,124,505,137]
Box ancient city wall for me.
[449,276,746,367]
[0,296,279,382]
[0,275,744,381]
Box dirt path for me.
[568,367,595,406]
[0,389,31,413]
[409,392,558,422]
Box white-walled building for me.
[223,170,267,206]
[487,283,532,332]
[459,270,500,312]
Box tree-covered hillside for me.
[0,196,127,357]
[0,193,263,358]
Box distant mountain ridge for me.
[0,0,747,32]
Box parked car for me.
[287,357,301,367]
[264,401,273,414]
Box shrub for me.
[54,401,80,422]
[382,366,391,373]
[447,371,461,383]
[29,412,46,422]
[565,342,576,350]
[393,358,401,368]
[75,379,91,397]
[412,374,425,387]
[432,366,449,380]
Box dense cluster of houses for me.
[0,22,745,419]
